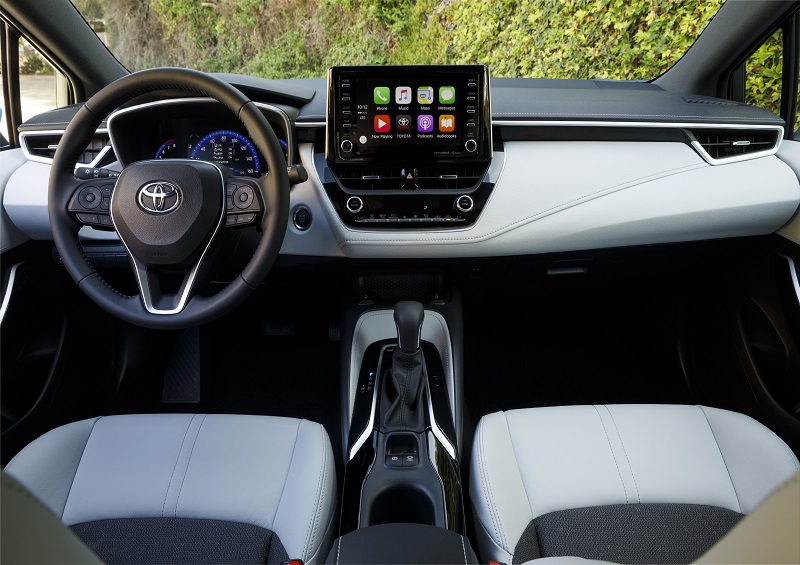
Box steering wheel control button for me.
[98,215,113,227]
[225,215,237,227]
[233,186,255,209]
[78,187,103,210]
[346,196,364,214]
[464,139,478,153]
[226,183,238,196]
[340,139,354,153]
[455,195,474,214]
[77,213,99,225]
[237,213,256,225]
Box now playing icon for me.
[374,115,391,133]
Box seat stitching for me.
[304,422,328,561]
[336,536,342,565]
[461,535,468,565]
[592,405,628,503]
[479,419,507,553]
[173,413,208,517]
[162,414,198,518]
[62,416,103,521]
[604,406,640,503]
[273,420,302,530]
[698,405,742,513]
[503,411,536,521]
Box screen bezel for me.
[326,65,492,164]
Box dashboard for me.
[4,69,800,257]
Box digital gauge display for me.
[189,130,261,176]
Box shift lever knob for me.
[394,301,424,354]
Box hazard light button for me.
[401,167,418,189]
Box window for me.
[0,35,65,145]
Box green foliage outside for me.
[72,0,788,124]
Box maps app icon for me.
[417,86,434,104]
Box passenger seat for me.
[470,404,799,564]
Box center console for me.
[319,65,495,228]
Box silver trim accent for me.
[110,159,227,315]
[492,120,784,166]
[781,254,800,307]
[0,263,23,326]
[19,129,111,167]
[298,121,327,128]
[348,344,391,461]
[426,381,456,460]
[345,196,364,214]
[106,98,296,167]
[455,195,474,214]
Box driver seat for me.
[2,413,337,564]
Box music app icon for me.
[395,86,411,104]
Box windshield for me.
[72,0,723,80]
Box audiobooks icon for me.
[438,115,455,132]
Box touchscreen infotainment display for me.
[326,65,491,164]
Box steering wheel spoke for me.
[130,257,203,315]
[66,177,116,230]
[225,176,265,229]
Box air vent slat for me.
[331,164,487,191]
[689,127,781,164]
[21,131,111,165]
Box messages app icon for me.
[373,87,390,104]
[439,86,455,104]
[417,86,434,105]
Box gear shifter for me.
[381,301,427,432]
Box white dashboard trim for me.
[19,129,112,168]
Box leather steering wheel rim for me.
[49,67,290,329]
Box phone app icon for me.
[439,86,456,104]
[439,114,455,132]
[417,86,434,105]
[396,115,412,130]
[395,86,412,104]
[417,115,434,133]
[373,87,390,105]
[374,115,391,133]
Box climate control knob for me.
[455,195,474,214]
[464,139,478,153]
[341,139,354,153]
[345,196,364,214]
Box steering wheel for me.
[49,68,290,329]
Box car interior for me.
[1,0,800,563]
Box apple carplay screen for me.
[326,65,491,164]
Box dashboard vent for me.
[332,165,487,191]
[21,131,112,165]
[689,127,782,164]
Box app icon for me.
[396,115,412,130]
[374,115,391,133]
[417,86,434,105]
[395,86,412,104]
[439,86,456,104]
[417,115,434,133]
[373,87,390,105]
[439,114,455,132]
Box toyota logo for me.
[137,182,181,214]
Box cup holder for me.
[368,483,437,526]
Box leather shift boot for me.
[380,347,426,433]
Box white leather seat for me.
[470,404,800,564]
[3,414,337,564]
